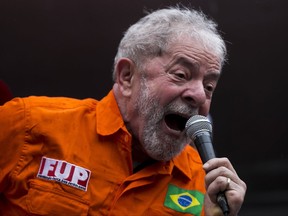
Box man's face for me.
[130,39,222,161]
[135,78,197,161]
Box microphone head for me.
[185,115,212,140]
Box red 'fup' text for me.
[37,157,91,191]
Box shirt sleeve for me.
[0,98,27,192]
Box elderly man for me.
[0,6,246,216]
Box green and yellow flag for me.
[164,184,204,215]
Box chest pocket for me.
[26,180,89,216]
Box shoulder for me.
[17,96,101,131]
[1,96,99,112]
[22,96,98,110]
[0,96,101,133]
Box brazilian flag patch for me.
[164,184,204,215]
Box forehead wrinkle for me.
[177,55,200,71]
[163,54,200,73]
[162,53,221,82]
[186,51,221,75]
[168,42,221,68]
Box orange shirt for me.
[0,90,206,216]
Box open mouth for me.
[164,114,188,132]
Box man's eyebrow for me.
[176,56,199,71]
[205,72,221,81]
[165,56,221,79]
[163,56,197,72]
[176,57,220,78]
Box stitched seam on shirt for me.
[10,98,31,179]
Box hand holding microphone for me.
[185,115,246,216]
[185,115,229,215]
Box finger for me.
[203,157,237,174]
[206,175,246,205]
[204,165,236,188]
[206,176,232,201]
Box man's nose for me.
[182,81,206,107]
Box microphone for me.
[185,115,229,216]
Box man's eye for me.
[205,83,215,93]
[174,71,186,79]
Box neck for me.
[131,139,150,163]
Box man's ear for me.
[115,58,135,96]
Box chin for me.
[147,145,185,162]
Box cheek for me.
[155,85,181,105]
[198,100,211,116]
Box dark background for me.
[1,0,288,215]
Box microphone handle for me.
[193,133,216,163]
[193,133,230,215]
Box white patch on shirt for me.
[37,156,91,191]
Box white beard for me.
[135,77,195,161]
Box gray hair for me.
[112,6,227,81]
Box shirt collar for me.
[171,145,203,180]
[96,90,126,136]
